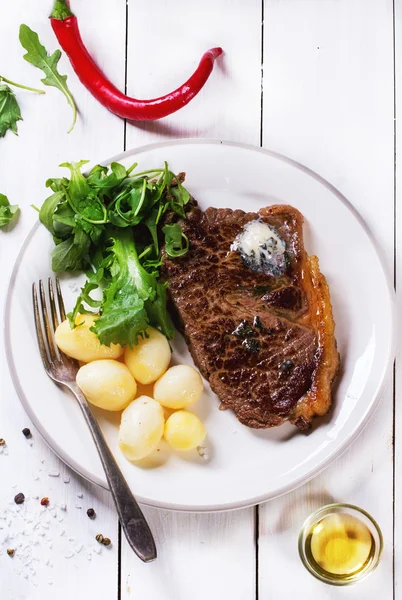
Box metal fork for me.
[32,278,157,563]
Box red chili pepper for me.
[50,0,223,121]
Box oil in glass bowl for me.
[298,504,383,585]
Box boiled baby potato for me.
[164,410,206,451]
[55,315,123,362]
[124,327,171,385]
[119,396,165,461]
[153,365,203,409]
[76,359,137,411]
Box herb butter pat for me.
[231,220,287,276]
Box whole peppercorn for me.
[102,538,111,547]
[14,492,25,505]
[22,428,31,438]
[95,534,104,544]
[7,549,15,557]
[0,438,6,446]
[87,508,95,518]
[279,359,294,374]
[40,497,50,506]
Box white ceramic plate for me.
[5,140,396,512]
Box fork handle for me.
[68,382,157,563]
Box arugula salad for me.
[40,160,191,347]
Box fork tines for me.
[32,278,67,372]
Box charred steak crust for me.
[162,204,340,430]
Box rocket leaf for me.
[0,194,20,228]
[0,85,22,137]
[19,24,77,133]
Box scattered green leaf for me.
[0,194,20,228]
[0,85,22,137]
[19,24,77,133]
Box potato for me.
[124,327,171,385]
[76,360,137,411]
[164,411,206,451]
[55,315,123,362]
[153,365,203,409]
[119,396,165,461]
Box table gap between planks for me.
[0,1,398,599]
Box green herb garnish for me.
[0,194,19,228]
[0,75,44,138]
[19,24,77,133]
[40,160,191,346]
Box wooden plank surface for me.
[0,0,126,597]
[259,0,395,597]
[394,1,401,599]
[121,1,262,599]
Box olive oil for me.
[304,513,375,582]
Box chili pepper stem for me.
[50,0,74,20]
[0,76,44,94]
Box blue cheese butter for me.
[231,220,287,276]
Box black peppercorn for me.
[96,534,104,544]
[7,549,15,557]
[87,508,95,518]
[14,493,25,505]
[279,359,294,374]
[102,537,111,547]
[22,428,31,438]
[0,439,5,446]
[40,497,50,506]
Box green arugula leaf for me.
[39,190,66,234]
[19,24,77,133]
[93,229,151,347]
[163,223,189,257]
[40,159,191,345]
[51,227,90,272]
[67,266,104,327]
[0,194,19,228]
[0,85,22,137]
[145,282,175,339]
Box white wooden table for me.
[0,1,399,598]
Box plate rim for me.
[4,138,397,512]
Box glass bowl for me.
[298,503,383,586]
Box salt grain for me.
[63,476,70,484]
[64,550,74,559]
[77,492,83,499]
[59,504,67,511]
[197,446,209,460]
[48,469,60,478]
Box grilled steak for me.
[162,203,340,430]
